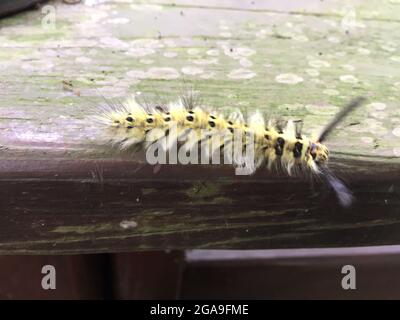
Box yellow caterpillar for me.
[97,92,366,207]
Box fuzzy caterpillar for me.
[96,93,366,207]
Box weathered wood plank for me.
[0,0,399,253]
[0,0,399,158]
[0,158,399,254]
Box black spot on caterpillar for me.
[95,92,366,207]
[293,142,303,159]
[274,137,285,156]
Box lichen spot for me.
[368,102,387,111]
[228,68,256,80]
[120,220,138,229]
[275,73,303,84]
[181,66,204,76]
[308,60,331,68]
[306,69,319,77]
[339,75,359,84]
[323,89,340,96]
[392,127,400,137]
[147,67,180,80]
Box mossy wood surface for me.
[0,0,399,254]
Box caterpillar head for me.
[309,141,329,165]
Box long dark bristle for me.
[294,120,303,139]
[317,96,367,143]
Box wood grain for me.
[0,0,399,253]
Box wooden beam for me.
[0,0,399,253]
[0,157,399,254]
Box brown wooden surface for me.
[0,157,399,254]
[0,254,107,299]
[111,251,184,299]
[0,0,400,254]
[182,248,400,299]
[3,248,399,299]
[0,251,184,299]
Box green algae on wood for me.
[0,0,400,253]
[0,1,399,159]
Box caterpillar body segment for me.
[98,95,326,176]
[96,93,366,207]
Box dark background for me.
[1,248,400,299]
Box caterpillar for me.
[96,92,366,207]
